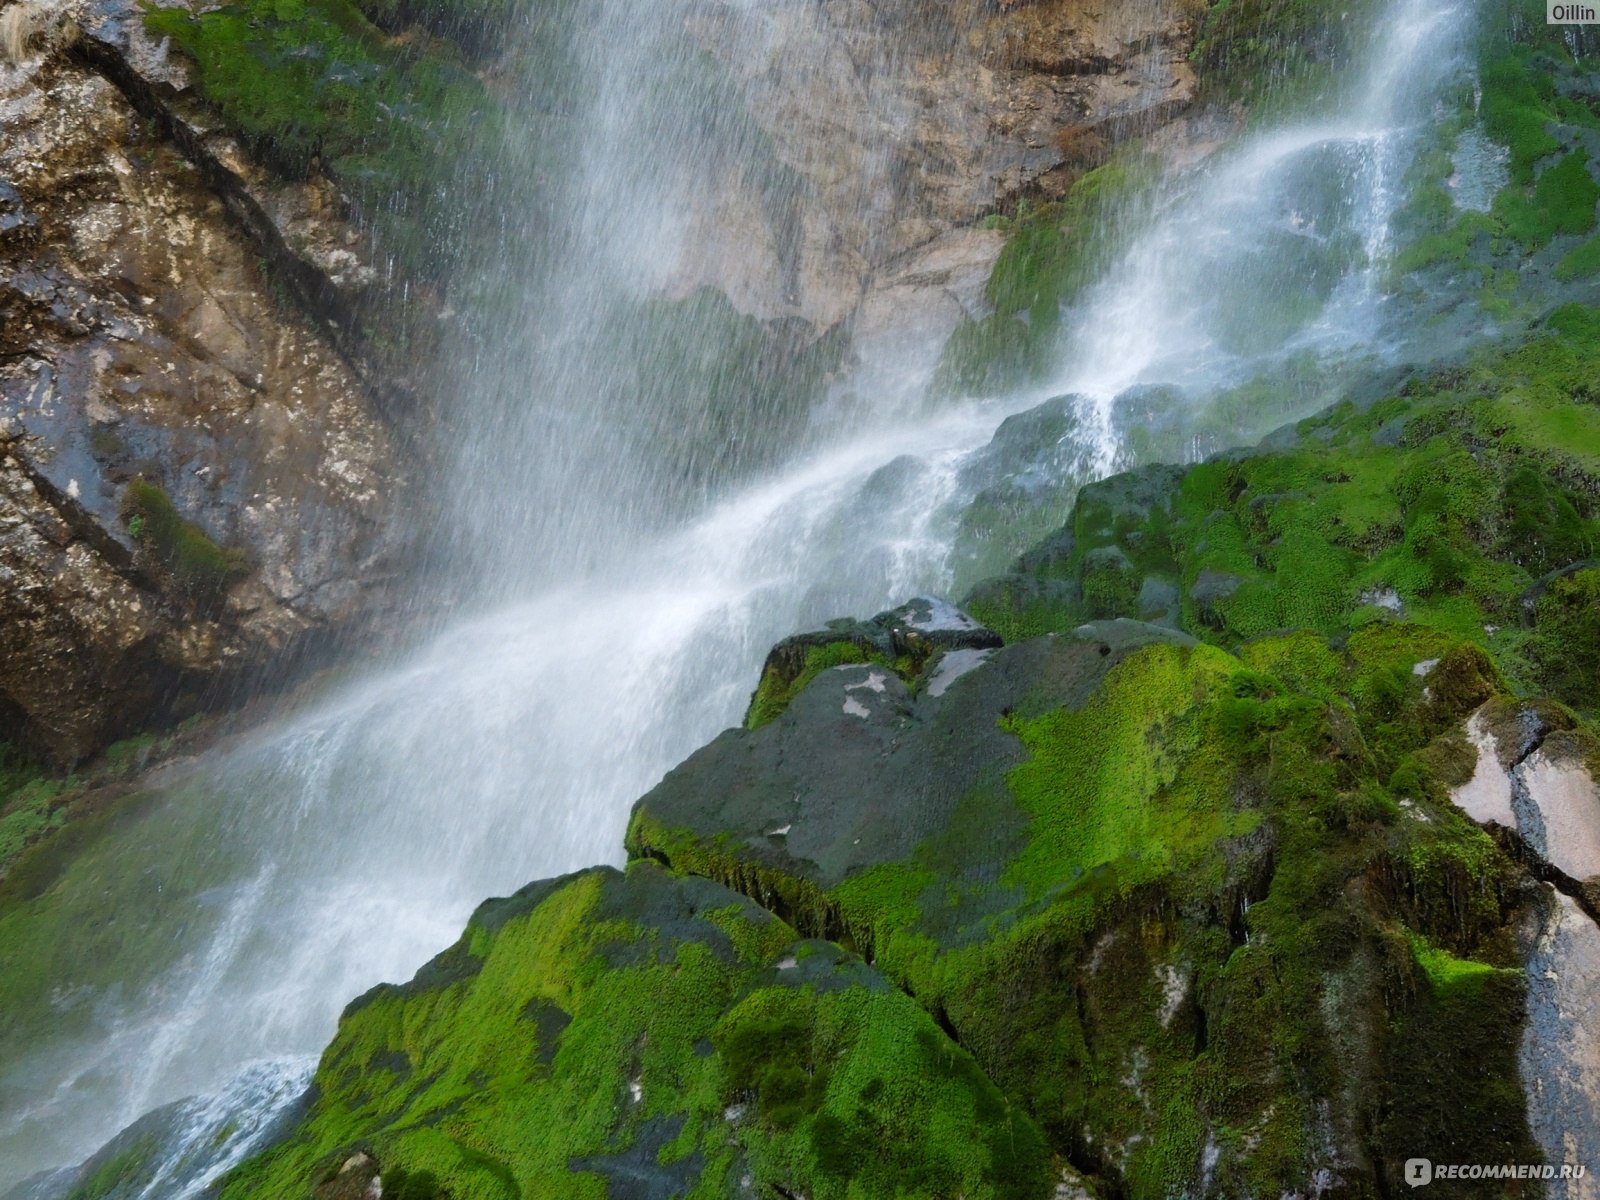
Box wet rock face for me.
[0,40,406,760]
[217,863,1051,1200]
[1521,888,1600,1200]
[1452,702,1600,902]
[675,0,1199,331]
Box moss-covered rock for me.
[743,597,1002,730]
[1191,0,1388,107]
[143,0,521,282]
[629,612,1546,1198]
[931,157,1160,398]
[220,863,1050,1200]
[120,479,247,605]
[964,313,1600,710]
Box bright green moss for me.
[745,642,872,730]
[1480,47,1563,187]
[1494,149,1600,248]
[120,478,247,602]
[1390,210,1501,278]
[223,866,1050,1200]
[998,643,1245,897]
[1406,932,1506,990]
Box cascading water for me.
[0,0,1485,1190]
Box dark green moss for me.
[0,745,64,878]
[746,641,874,730]
[1526,567,1600,715]
[144,0,508,280]
[933,158,1158,397]
[1191,0,1386,106]
[65,1139,160,1200]
[121,478,247,602]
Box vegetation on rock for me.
[120,479,248,604]
[221,865,1049,1200]
[963,308,1600,712]
[143,0,518,280]
[628,615,1548,1197]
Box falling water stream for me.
[0,0,1485,1190]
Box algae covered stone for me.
[631,614,1548,1198]
[221,863,1050,1200]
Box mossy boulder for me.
[631,613,1547,1198]
[964,315,1600,711]
[220,863,1050,1200]
[743,597,1002,730]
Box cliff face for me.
[0,0,1212,765]
[0,0,413,764]
[667,0,1202,333]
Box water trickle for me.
[0,0,1485,1187]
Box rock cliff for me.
[0,0,414,763]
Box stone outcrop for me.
[1521,887,1600,1200]
[217,863,1051,1200]
[1451,703,1600,907]
[0,7,411,761]
[670,0,1201,332]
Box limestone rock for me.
[673,0,1198,332]
[1451,703,1600,895]
[0,22,408,759]
[1521,887,1600,1200]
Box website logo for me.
[1550,2,1600,23]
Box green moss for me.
[144,0,508,280]
[0,747,64,878]
[223,865,1050,1200]
[745,641,873,730]
[1192,0,1386,107]
[66,1139,159,1200]
[965,316,1600,684]
[637,608,1554,1195]
[120,478,247,602]
[933,157,1159,397]
[998,643,1247,897]
[1526,567,1600,715]
[1494,149,1600,248]
[1479,45,1563,187]
[1556,231,1600,279]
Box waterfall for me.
[0,0,1483,1190]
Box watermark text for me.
[1405,1158,1588,1187]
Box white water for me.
[0,0,1480,1190]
